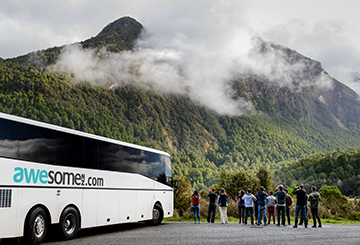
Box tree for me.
[256,165,274,191]
[173,175,192,215]
[215,169,259,201]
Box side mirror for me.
[174,180,178,189]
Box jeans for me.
[244,207,254,224]
[207,204,216,223]
[286,206,291,225]
[193,205,200,222]
[267,206,275,224]
[257,205,267,225]
[295,204,307,226]
[311,208,321,227]
[277,205,286,225]
[238,206,245,223]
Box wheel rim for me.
[153,208,160,221]
[64,213,77,234]
[34,215,45,238]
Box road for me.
[3,222,360,244]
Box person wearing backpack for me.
[218,188,229,224]
[191,190,201,224]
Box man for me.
[285,189,293,225]
[274,185,286,226]
[256,186,268,226]
[242,188,257,225]
[308,186,322,228]
[207,188,217,223]
[292,184,308,228]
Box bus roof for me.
[0,112,170,157]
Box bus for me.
[0,112,173,244]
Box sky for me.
[1,0,360,113]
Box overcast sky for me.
[1,0,360,95]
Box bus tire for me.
[24,207,48,245]
[147,204,163,226]
[59,207,80,240]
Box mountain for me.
[2,17,360,190]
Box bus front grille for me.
[0,189,12,208]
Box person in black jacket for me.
[207,188,217,223]
[274,185,286,226]
[292,184,308,228]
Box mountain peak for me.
[81,16,143,52]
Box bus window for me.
[98,141,138,173]
[0,118,18,159]
[84,137,98,169]
[55,131,84,167]
[19,123,55,164]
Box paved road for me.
[3,222,360,244]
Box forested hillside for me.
[275,147,360,196]
[2,16,360,191]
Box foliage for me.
[256,165,274,191]
[275,147,360,196]
[215,169,259,201]
[173,175,192,216]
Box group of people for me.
[190,184,322,228]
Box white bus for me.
[0,112,173,244]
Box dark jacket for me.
[208,192,218,205]
[256,190,268,206]
[274,190,286,205]
[218,193,229,207]
[308,191,321,209]
[292,189,307,206]
[285,194,293,209]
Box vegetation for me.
[275,147,360,196]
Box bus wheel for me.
[59,207,80,240]
[25,207,48,245]
[147,204,164,226]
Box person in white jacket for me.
[242,189,257,225]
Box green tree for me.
[173,175,192,215]
[256,165,274,191]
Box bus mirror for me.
[174,180,178,189]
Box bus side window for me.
[19,123,55,164]
[0,118,19,159]
[55,131,84,167]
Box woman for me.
[238,189,245,224]
[218,188,229,224]
[191,190,201,224]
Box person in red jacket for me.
[191,190,201,224]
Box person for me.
[292,184,308,228]
[285,189,293,225]
[238,189,246,224]
[218,188,229,224]
[298,194,308,226]
[191,190,201,224]
[266,191,277,225]
[274,185,286,226]
[242,188,257,225]
[256,186,268,226]
[207,188,217,223]
[308,186,322,228]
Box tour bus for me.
[0,112,173,244]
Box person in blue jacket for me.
[256,186,268,226]
[218,188,229,224]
